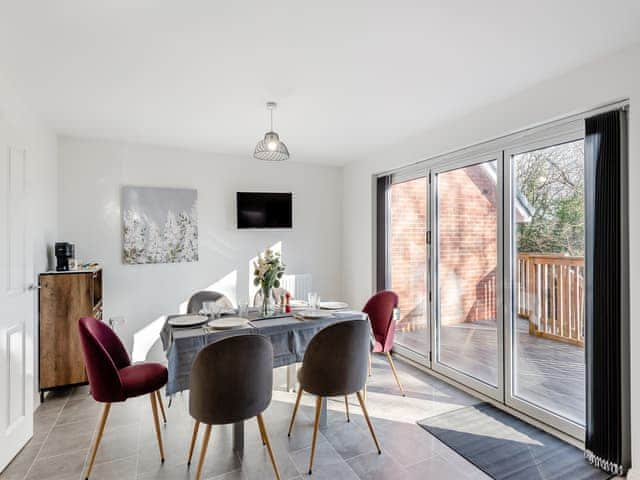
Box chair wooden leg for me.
[150,392,165,461]
[156,390,167,424]
[288,387,303,437]
[257,414,281,480]
[308,396,323,474]
[187,420,200,466]
[84,403,111,479]
[356,391,381,454]
[195,424,212,480]
[257,416,267,446]
[344,395,350,422]
[385,352,405,396]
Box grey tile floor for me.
[2,356,492,480]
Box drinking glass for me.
[237,301,249,318]
[308,292,320,309]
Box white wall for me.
[342,43,640,475]
[58,137,343,362]
[0,73,58,404]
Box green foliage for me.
[515,141,585,256]
[253,248,286,290]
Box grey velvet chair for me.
[187,335,281,480]
[187,290,234,314]
[288,319,381,474]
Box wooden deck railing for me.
[517,253,585,346]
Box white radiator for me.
[281,274,313,300]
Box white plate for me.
[208,317,250,330]
[168,314,208,327]
[319,301,349,310]
[296,310,333,319]
[289,299,308,307]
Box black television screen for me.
[237,192,292,229]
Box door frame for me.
[388,167,431,366]
[375,100,627,442]
[429,149,505,402]
[503,120,586,440]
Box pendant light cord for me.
[270,106,274,131]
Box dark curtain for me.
[584,109,630,475]
[376,176,391,291]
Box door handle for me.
[27,284,41,291]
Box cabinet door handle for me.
[27,284,42,290]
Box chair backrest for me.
[78,317,131,402]
[299,319,370,396]
[363,291,398,350]
[189,334,273,425]
[187,290,234,314]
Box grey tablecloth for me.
[160,311,367,395]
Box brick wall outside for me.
[390,177,427,332]
[389,164,497,331]
[438,164,497,326]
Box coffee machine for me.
[55,242,75,271]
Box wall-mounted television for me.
[236,192,293,229]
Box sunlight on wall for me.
[132,270,238,361]
[178,270,239,313]
[131,316,167,362]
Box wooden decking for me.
[395,317,585,426]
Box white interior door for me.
[0,144,35,470]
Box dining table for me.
[159,308,367,457]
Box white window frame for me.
[374,100,628,441]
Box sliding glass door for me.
[388,173,430,361]
[505,125,586,438]
[380,117,590,439]
[431,154,503,399]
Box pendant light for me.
[253,102,290,161]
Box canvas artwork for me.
[122,186,198,264]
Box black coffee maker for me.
[55,242,75,271]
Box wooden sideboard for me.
[39,268,102,400]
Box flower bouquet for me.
[253,248,286,315]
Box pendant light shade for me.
[254,102,290,161]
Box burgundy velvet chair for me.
[363,290,405,396]
[78,317,168,479]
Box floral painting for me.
[122,186,198,264]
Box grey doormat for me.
[418,403,611,480]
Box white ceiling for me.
[1,1,639,165]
